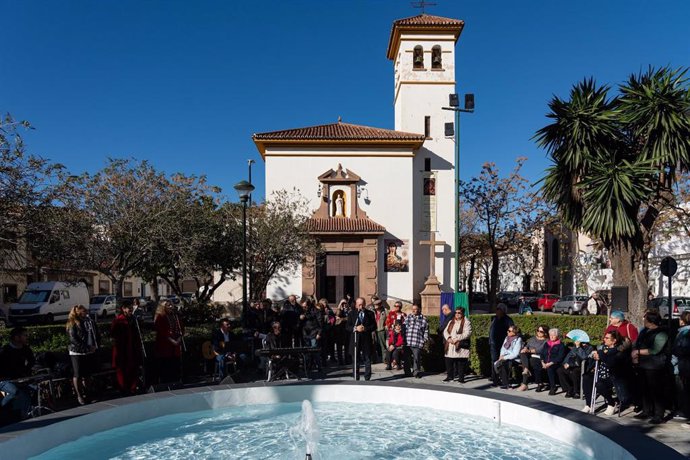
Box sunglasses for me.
[537,329,545,333]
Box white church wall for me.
[398,81,457,294]
[264,147,415,302]
[648,210,690,297]
[393,30,459,296]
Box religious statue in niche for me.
[384,239,409,272]
[423,177,436,195]
[332,190,346,217]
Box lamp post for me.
[234,179,255,324]
[443,93,475,294]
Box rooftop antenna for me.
[411,0,437,13]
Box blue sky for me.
[2,0,689,200]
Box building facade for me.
[255,14,465,306]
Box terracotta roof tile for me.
[253,122,425,141]
[307,217,386,234]
[387,14,464,60]
[392,14,464,27]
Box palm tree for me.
[534,67,690,323]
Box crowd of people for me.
[2,291,690,432]
[488,305,690,426]
[237,295,433,381]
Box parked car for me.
[648,297,690,319]
[89,295,118,318]
[121,296,151,311]
[497,291,520,307]
[9,281,90,324]
[553,295,590,315]
[470,292,488,304]
[537,294,560,312]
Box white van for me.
[9,281,90,325]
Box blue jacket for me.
[499,337,523,361]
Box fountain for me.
[0,382,682,459]
[289,400,320,460]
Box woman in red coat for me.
[386,322,406,370]
[154,301,184,384]
[111,300,144,394]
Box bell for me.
[414,55,424,64]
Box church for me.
[253,14,465,311]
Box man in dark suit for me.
[347,297,376,380]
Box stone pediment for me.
[312,164,373,223]
[318,164,361,184]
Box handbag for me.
[457,339,471,350]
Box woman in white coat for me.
[443,308,472,383]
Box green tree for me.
[247,190,320,301]
[0,114,87,283]
[460,159,542,308]
[76,159,219,298]
[534,67,690,323]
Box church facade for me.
[254,14,465,307]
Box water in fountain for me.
[289,400,320,459]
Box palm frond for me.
[619,66,690,171]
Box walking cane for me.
[134,315,147,359]
[590,360,599,415]
[353,328,358,380]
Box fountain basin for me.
[0,381,681,459]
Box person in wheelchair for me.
[0,327,35,422]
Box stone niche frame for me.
[302,165,385,300]
[313,164,370,220]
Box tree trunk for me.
[489,249,500,311]
[467,256,476,306]
[114,277,123,300]
[610,243,648,326]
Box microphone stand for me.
[175,313,187,352]
[133,314,147,390]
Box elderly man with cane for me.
[347,297,375,381]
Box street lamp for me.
[443,93,475,294]
[234,179,255,324]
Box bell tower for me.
[388,13,464,141]
[387,14,465,297]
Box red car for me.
[537,294,560,312]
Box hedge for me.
[422,314,609,376]
[0,322,219,378]
[2,315,608,378]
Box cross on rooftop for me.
[411,1,437,13]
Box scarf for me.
[504,335,518,350]
[547,339,561,347]
[446,319,455,335]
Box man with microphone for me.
[347,297,376,381]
